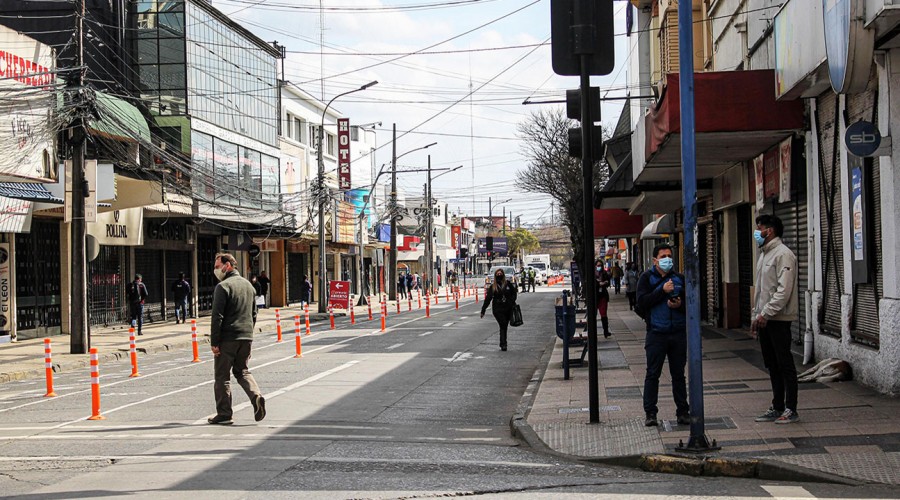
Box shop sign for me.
[849,156,872,283]
[0,243,10,335]
[333,200,356,244]
[337,118,351,191]
[763,149,779,199]
[778,138,792,203]
[845,120,881,157]
[0,198,33,234]
[713,164,748,211]
[87,208,143,246]
[451,225,460,249]
[329,280,351,309]
[823,0,873,94]
[753,155,765,210]
[252,238,279,252]
[146,221,185,242]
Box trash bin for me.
[555,304,576,341]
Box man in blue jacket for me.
[636,243,690,427]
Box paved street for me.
[0,288,897,499]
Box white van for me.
[523,254,551,284]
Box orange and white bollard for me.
[475,286,480,303]
[380,300,386,332]
[294,316,302,358]
[455,291,459,310]
[305,307,311,336]
[425,293,431,318]
[350,303,356,324]
[367,296,374,321]
[382,296,388,318]
[88,348,105,420]
[396,296,401,314]
[275,309,283,342]
[128,328,140,377]
[408,293,412,311]
[417,290,422,309]
[329,303,335,330]
[446,287,450,301]
[43,338,56,397]
[190,320,201,362]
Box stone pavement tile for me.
[774,452,900,485]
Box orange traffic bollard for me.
[367,296,373,321]
[294,316,302,358]
[475,286,480,303]
[417,290,422,309]
[329,303,335,330]
[191,320,201,362]
[275,309,283,342]
[455,291,459,310]
[43,339,56,397]
[350,304,356,324]
[425,293,431,318]
[380,301,386,332]
[88,348,105,420]
[128,328,140,377]
[305,307,311,335]
[396,296,401,314]
[382,296,388,318]
[446,287,450,301]
[408,293,412,311]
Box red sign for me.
[337,118,351,191]
[329,280,351,310]
[451,225,460,249]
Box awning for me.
[87,91,152,143]
[641,70,804,182]
[641,214,677,240]
[0,182,63,204]
[593,208,644,238]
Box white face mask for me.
[214,267,226,281]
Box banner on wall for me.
[778,138,792,203]
[849,156,871,283]
[753,155,765,210]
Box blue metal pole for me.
[676,0,717,451]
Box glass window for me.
[191,132,214,201]
[214,139,239,206]
[137,38,158,64]
[136,64,159,91]
[158,12,184,37]
[326,133,335,157]
[159,64,185,90]
[239,147,261,208]
[261,154,280,211]
[158,38,185,64]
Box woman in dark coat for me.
[480,268,518,351]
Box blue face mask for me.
[658,256,674,272]
[753,230,766,247]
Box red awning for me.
[594,209,644,238]
[644,70,804,175]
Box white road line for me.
[442,322,454,327]
[385,343,404,350]
[418,331,433,337]
[761,485,816,498]
[460,316,468,320]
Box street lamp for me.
[317,80,378,313]
[424,163,463,294]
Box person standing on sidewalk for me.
[127,274,149,335]
[398,272,407,299]
[208,253,265,425]
[300,274,312,308]
[171,272,191,324]
[751,214,801,425]
[636,244,689,427]
[625,263,639,311]
[479,268,518,351]
[257,271,271,308]
[611,262,624,294]
[595,260,612,338]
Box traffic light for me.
[566,87,604,159]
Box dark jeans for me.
[626,292,637,310]
[529,280,535,292]
[643,331,689,417]
[759,320,798,412]
[214,340,262,419]
[174,297,189,323]
[614,279,621,294]
[129,302,143,333]
[399,286,407,299]
[493,309,511,348]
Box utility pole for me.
[425,155,433,294]
[70,0,88,354]
[389,124,397,301]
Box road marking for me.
[761,485,816,498]
[385,343,404,350]
[460,316,468,320]
[442,352,473,362]
[442,322,454,327]
[418,331,433,337]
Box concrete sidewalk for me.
[0,286,466,385]
[516,292,900,485]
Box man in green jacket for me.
[208,253,266,425]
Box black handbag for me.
[510,304,523,327]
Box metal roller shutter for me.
[774,190,808,348]
[197,236,218,315]
[287,252,307,304]
[88,246,128,328]
[847,71,883,347]
[134,249,164,323]
[165,250,192,318]
[15,221,62,336]
[816,92,844,337]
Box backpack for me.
[634,273,667,320]
[127,282,140,303]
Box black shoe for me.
[207,415,233,425]
[645,413,658,427]
[500,346,507,351]
[138,332,143,336]
[252,395,267,422]
[676,414,691,426]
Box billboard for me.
[0,26,58,182]
[337,118,351,190]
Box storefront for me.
[286,239,311,304]
[85,208,144,329]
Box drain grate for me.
[558,406,621,414]
[659,415,737,432]
[605,386,643,399]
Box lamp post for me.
[487,198,511,267]
[317,80,377,313]
[424,162,463,293]
[389,137,437,301]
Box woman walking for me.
[480,268,518,351]
[596,260,612,338]
[625,262,639,311]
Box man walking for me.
[611,262,624,294]
[171,272,191,324]
[127,274,149,335]
[636,244,689,427]
[208,253,266,425]
[625,262,639,311]
[752,214,800,424]
[257,271,271,308]
[398,272,407,299]
[299,274,312,308]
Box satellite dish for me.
[86,234,100,262]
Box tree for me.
[516,108,609,266]
[507,227,540,258]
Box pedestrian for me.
[342,269,350,282]
[519,266,528,293]
[208,253,266,425]
[413,272,421,290]
[479,267,518,351]
[405,272,414,295]
[528,267,536,293]
[636,243,689,427]
[611,262,624,294]
[127,274,149,335]
[398,272,407,299]
[751,214,801,424]
[257,271,270,308]
[625,262,639,311]
[250,274,264,309]
[299,274,312,308]
[595,260,612,338]
[171,272,191,324]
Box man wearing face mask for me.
[636,243,689,427]
[207,253,266,425]
[751,214,800,424]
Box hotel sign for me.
[337,118,351,191]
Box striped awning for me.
[0,182,63,204]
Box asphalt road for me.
[0,287,896,499]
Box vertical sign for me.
[753,155,765,211]
[778,138,792,203]
[0,243,10,337]
[849,156,871,283]
[84,160,97,223]
[337,118,351,191]
[451,225,460,249]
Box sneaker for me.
[754,407,781,422]
[252,395,267,422]
[676,414,691,426]
[207,415,233,425]
[644,413,658,427]
[775,409,800,424]
[500,346,507,351]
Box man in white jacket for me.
[751,214,800,424]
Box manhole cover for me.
[660,416,737,432]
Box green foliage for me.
[507,227,539,256]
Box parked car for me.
[484,265,518,287]
[560,269,571,277]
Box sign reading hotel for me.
[337,118,351,191]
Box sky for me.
[214,0,631,225]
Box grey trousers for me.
[214,340,261,418]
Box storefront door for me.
[15,220,61,339]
